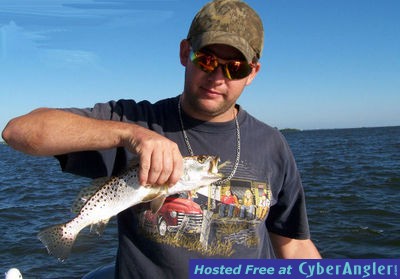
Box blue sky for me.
[0,0,399,132]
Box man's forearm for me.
[270,232,322,259]
[3,107,183,186]
[2,108,131,156]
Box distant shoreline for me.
[280,125,400,133]
[279,128,301,133]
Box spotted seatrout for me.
[37,155,222,261]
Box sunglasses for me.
[189,49,254,80]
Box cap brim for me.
[190,31,255,63]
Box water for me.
[1,126,399,277]
[0,147,118,278]
[284,126,400,258]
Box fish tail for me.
[37,221,79,261]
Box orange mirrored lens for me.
[190,50,252,80]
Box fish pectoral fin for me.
[150,196,166,214]
[89,218,110,236]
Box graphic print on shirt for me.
[137,172,272,257]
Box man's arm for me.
[2,108,183,186]
[269,232,321,259]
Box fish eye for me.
[197,155,206,163]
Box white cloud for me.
[0,20,101,71]
[1,21,38,60]
[0,0,176,68]
[40,49,101,70]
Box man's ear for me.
[245,63,261,86]
[180,39,191,66]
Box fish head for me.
[181,155,223,186]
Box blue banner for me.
[190,259,399,279]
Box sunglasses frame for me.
[189,49,254,80]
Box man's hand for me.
[123,125,183,187]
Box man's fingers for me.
[146,150,164,185]
[138,154,151,186]
[128,127,183,186]
[167,149,183,186]
[155,151,173,185]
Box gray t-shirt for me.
[57,95,310,279]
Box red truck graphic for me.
[141,196,203,236]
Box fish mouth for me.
[186,155,224,180]
[209,156,221,174]
[210,156,224,180]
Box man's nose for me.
[208,65,226,81]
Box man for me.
[219,188,238,218]
[240,189,255,220]
[2,0,321,278]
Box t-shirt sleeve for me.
[54,100,135,178]
[53,98,171,178]
[266,134,311,240]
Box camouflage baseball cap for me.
[187,0,264,63]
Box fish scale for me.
[37,155,222,261]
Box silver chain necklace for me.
[178,98,241,185]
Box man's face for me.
[180,40,260,122]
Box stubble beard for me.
[183,91,235,120]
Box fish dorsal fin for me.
[71,177,109,214]
[150,196,166,214]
